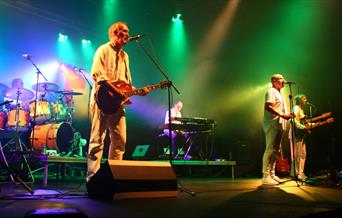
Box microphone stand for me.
[133,38,195,196]
[287,83,301,186]
[75,67,93,154]
[75,67,93,122]
[25,56,48,153]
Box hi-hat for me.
[32,82,59,92]
[2,88,34,101]
[54,90,83,96]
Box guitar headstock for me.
[326,117,335,124]
[322,112,332,118]
[160,80,171,89]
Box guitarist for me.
[289,94,311,182]
[87,22,148,182]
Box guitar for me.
[276,147,290,175]
[303,112,332,123]
[95,80,170,114]
[306,117,334,130]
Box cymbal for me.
[2,88,34,101]
[32,82,59,92]
[54,90,83,96]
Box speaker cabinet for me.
[86,160,178,199]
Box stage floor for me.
[1,177,342,218]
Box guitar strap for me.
[124,59,132,84]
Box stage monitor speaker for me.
[86,160,178,200]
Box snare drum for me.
[29,100,51,123]
[6,109,30,131]
[30,122,73,153]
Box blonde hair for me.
[294,94,306,105]
[108,22,128,40]
[271,73,284,82]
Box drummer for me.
[3,78,32,111]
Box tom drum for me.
[29,100,51,124]
[6,109,30,131]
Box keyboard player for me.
[164,101,191,159]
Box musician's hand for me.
[281,113,294,120]
[304,127,311,135]
[137,87,149,96]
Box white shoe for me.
[262,175,279,185]
[297,174,307,181]
[271,175,282,183]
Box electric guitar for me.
[303,112,332,123]
[299,112,334,136]
[95,80,169,114]
[306,117,334,130]
[276,147,290,175]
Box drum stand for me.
[2,90,35,184]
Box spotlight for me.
[81,39,91,45]
[172,13,184,23]
[58,33,68,42]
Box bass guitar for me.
[95,80,170,114]
[276,146,290,175]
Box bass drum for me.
[31,122,73,154]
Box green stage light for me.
[172,14,183,23]
[81,39,91,45]
[58,33,68,42]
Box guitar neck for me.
[307,120,328,130]
[308,112,331,122]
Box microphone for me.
[22,53,30,60]
[284,81,296,84]
[128,34,145,41]
[307,102,316,108]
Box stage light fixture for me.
[81,39,91,45]
[58,33,68,42]
[172,13,183,23]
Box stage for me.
[0,177,342,218]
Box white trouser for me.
[87,102,126,181]
[291,138,306,177]
[262,122,284,177]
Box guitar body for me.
[95,82,128,115]
[95,80,170,114]
[276,155,290,175]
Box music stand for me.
[133,37,195,196]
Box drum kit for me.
[0,81,82,154]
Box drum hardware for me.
[0,100,14,106]
[0,89,35,187]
